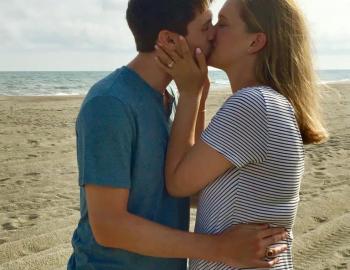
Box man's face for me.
[185,9,215,59]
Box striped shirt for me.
[190,86,304,270]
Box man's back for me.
[67,66,189,270]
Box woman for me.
[155,0,328,269]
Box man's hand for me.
[212,223,288,268]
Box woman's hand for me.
[155,36,208,98]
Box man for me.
[67,0,288,269]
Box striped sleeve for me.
[201,88,269,168]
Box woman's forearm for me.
[166,94,201,183]
[195,105,206,142]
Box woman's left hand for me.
[155,36,208,98]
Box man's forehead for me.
[194,9,213,23]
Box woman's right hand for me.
[155,36,208,99]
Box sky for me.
[0,0,349,71]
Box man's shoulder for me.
[85,67,132,104]
[76,68,137,126]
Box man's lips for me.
[206,44,215,59]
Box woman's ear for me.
[157,30,177,48]
[248,32,267,54]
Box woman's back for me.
[191,86,304,270]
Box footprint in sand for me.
[27,139,39,146]
[0,238,8,245]
[1,222,18,231]
[15,180,24,185]
[313,171,328,178]
[338,248,350,258]
[23,172,40,177]
[27,214,39,220]
[312,216,328,223]
[335,262,348,269]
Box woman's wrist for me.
[178,92,202,104]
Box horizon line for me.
[1,68,350,72]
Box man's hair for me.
[126,0,212,52]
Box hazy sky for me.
[0,0,349,71]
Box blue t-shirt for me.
[67,66,190,270]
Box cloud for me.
[0,0,134,52]
[298,0,350,55]
[0,0,349,70]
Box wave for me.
[320,79,350,84]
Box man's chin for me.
[205,46,216,63]
[206,53,217,68]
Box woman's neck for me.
[225,64,259,94]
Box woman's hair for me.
[237,0,328,144]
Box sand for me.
[0,84,349,270]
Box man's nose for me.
[207,24,216,41]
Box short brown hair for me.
[126,0,212,52]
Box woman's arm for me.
[155,37,234,197]
[195,77,210,142]
[165,93,233,197]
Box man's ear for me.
[248,32,267,54]
[157,30,177,48]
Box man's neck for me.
[127,53,172,95]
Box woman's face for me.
[208,0,253,70]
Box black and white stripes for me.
[190,86,304,270]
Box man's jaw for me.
[205,44,215,61]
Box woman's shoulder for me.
[224,85,270,110]
[235,85,277,97]
[230,85,290,107]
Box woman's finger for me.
[154,56,173,75]
[157,43,181,62]
[174,35,184,57]
[179,36,191,59]
[195,48,208,75]
[155,45,175,69]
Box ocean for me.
[0,69,349,96]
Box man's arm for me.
[86,184,288,268]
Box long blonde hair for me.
[237,0,328,144]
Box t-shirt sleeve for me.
[76,96,134,188]
[201,89,269,168]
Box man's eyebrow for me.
[203,16,213,26]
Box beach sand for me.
[0,84,349,270]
